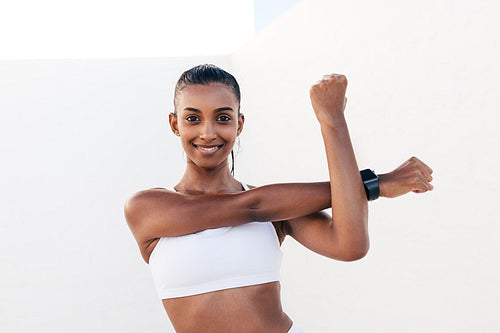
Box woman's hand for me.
[310,74,348,125]
[378,157,434,198]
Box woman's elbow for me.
[341,242,370,261]
[336,234,370,262]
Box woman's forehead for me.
[177,83,239,109]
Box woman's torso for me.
[147,206,291,332]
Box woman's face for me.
[170,83,244,172]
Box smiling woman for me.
[171,84,243,173]
[124,64,434,332]
[171,65,244,176]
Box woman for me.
[125,64,433,332]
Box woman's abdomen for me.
[162,281,292,333]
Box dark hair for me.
[173,64,241,113]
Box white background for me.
[1,0,499,332]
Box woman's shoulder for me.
[124,188,176,219]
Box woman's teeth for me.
[198,145,219,151]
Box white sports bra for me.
[148,183,283,299]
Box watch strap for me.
[360,169,380,201]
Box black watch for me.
[360,169,380,201]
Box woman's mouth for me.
[193,143,224,155]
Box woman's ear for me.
[237,113,245,136]
[169,112,180,136]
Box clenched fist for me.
[379,157,434,198]
[310,74,348,125]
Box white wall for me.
[0,56,230,332]
[230,0,500,332]
[1,0,499,332]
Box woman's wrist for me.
[377,173,390,198]
[317,113,348,130]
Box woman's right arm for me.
[124,182,331,242]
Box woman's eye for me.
[186,115,199,122]
[217,115,231,122]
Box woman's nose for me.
[199,121,217,141]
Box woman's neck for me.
[174,162,243,195]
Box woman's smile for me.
[192,143,225,155]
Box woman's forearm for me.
[310,74,369,257]
[246,182,331,222]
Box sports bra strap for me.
[240,181,250,191]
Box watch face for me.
[360,169,377,181]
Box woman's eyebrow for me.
[183,107,234,113]
[183,107,201,113]
[214,107,235,113]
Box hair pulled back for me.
[174,64,241,113]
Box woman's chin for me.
[188,159,229,172]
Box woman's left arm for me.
[276,156,434,260]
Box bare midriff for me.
[162,281,292,333]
